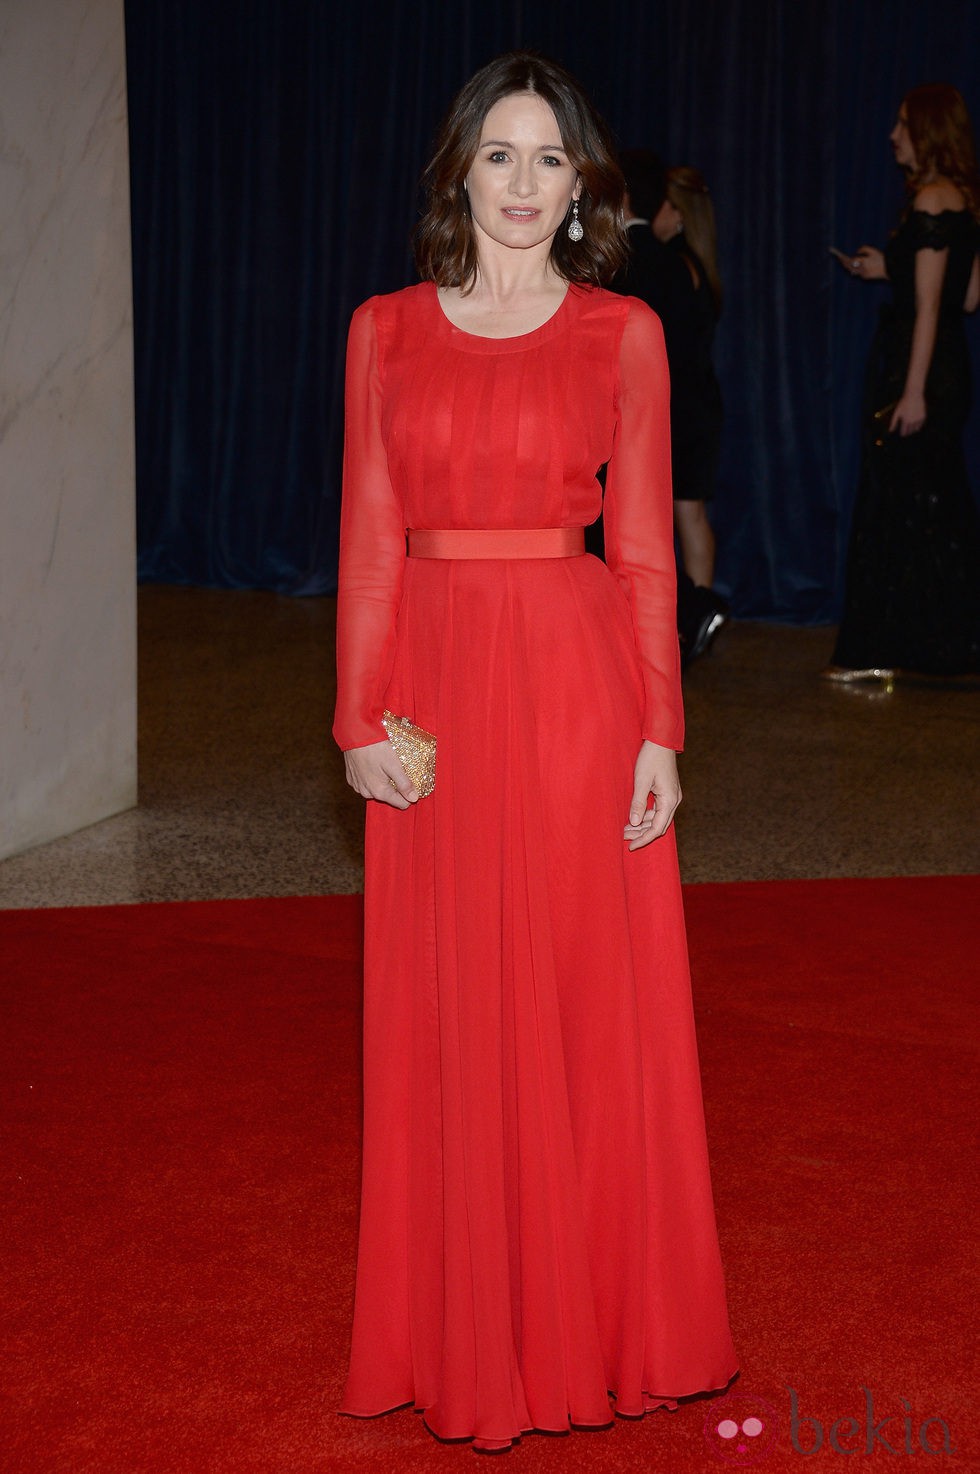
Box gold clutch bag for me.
[381,711,437,797]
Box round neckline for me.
[429,280,580,353]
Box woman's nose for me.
[510,162,537,196]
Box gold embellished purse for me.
[381,711,437,797]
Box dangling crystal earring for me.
[567,199,584,242]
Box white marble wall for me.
[0,0,136,861]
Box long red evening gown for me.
[333,280,737,1451]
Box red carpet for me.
[1,879,976,1473]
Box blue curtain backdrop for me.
[126,0,980,619]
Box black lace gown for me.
[833,209,980,674]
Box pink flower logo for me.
[704,1394,780,1464]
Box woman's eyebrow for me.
[478,138,568,152]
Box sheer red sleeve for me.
[332,298,406,751]
[603,298,684,751]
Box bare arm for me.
[965,254,980,314]
[890,181,972,435]
[889,244,947,436]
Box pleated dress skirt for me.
[339,548,737,1450]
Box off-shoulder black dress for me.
[833,208,980,674]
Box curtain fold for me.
[126,0,980,613]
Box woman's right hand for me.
[343,740,419,808]
[889,388,927,436]
[850,246,887,280]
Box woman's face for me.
[890,105,917,170]
[465,92,581,254]
[651,197,683,243]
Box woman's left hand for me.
[624,741,682,850]
[850,246,887,280]
[889,390,927,436]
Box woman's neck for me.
[464,234,565,306]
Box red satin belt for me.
[407,527,586,559]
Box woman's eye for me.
[541,156,562,167]
[488,151,508,163]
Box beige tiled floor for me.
[0,585,977,909]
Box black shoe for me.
[679,586,730,668]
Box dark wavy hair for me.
[414,52,627,291]
[903,83,980,221]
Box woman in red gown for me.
[333,52,737,1453]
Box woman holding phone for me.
[824,83,980,682]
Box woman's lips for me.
[502,208,541,220]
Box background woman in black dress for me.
[653,167,725,594]
[611,153,729,664]
[825,83,980,682]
